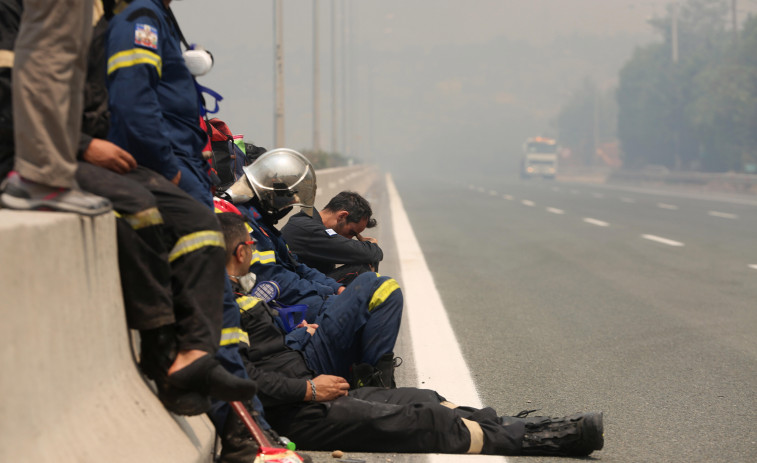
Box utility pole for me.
[313,0,321,152]
[274,0,285,148]
[732,0,739,44]
[330,0,338,154]
[671,1,679,63]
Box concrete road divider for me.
[0,210,214,463]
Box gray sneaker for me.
[0,172,111,216]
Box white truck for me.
[521,137,558,179]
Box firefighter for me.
[104,0,256,428]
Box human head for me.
[217,212,254,275]
[321,191,376,239]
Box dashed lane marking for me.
[657,203,679,210]
[641,234,684,247]
[620,197,636,203]
[489,190,498,196]
[503,195,514,200]
[522,200,535,207]
[592,192,604,198]
[583,218,610,227]
[546,207,565,214]
[749,264,757,270]
[708,211,739,219]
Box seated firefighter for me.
[0,0,257,416]
[218,209,402,388]
[232,259,605,457]
[281,190,383,285]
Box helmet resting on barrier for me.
[224,148,316,217]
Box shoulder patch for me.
[325,228,337,236]
[134,23,158,50]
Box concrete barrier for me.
[0,165,379,462]
[0,210,214,462]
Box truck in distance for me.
[521,136,558,179]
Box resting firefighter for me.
[217,148,403,387]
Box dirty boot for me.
[512,412,604,457]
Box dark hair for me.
[324,191,376,228]
[217,212,251,261]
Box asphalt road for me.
[389,171,757,463]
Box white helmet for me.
[225,148,316,216]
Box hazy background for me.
[175,0,757,174]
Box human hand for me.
[296,321,319,336]
[309,375,349,402]
[356,234,377,244]
[171,170,182,185]
[82,139,137,174]
[336,286,346,295]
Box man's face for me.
[334,216,368,239]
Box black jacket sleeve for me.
[282,212,383,268]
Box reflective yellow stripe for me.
[220,327,248,347]
[0,50,14,68]
[236,295,262,313]
[250,250,276,265]
[122,207,163,230]
[113,211,122,218]
[245,223,253,233]
[168,230,224,263]
[107,48,162,77]
[368,278,400,312]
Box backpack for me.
[205,118,266,189]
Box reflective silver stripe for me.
[168,230,224,263]
[107,48,162,77]
[0,50,14,68]
[462,418,484,454]
[250,250,276,265]
[220,327,248,347]
[122,207,163,230]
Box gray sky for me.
[174,1,756,171]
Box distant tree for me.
[688,16,757,171]
[555,78,617,167]
[616,0,741,171]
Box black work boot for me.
[514,412,604,457]
[139,325,178,383]
[350,352,401,389]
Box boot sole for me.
[581,412,605,453]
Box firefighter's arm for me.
[105,17,181,181]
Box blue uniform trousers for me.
[295,272,403,379]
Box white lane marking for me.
[708,211,739,219]
[522,200,535,207]
[503,194,514,200]
[657,203,679,210]
[477,187,485,193]
[592,192,604,198]
[387,174,484,408]
[546,207,565,214]
[489,190,498,196]
[641,234,684,247]
[749,264,757,270]
[583,218,609,227]
[620,197,636,203]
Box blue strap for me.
[195,81,223,115]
